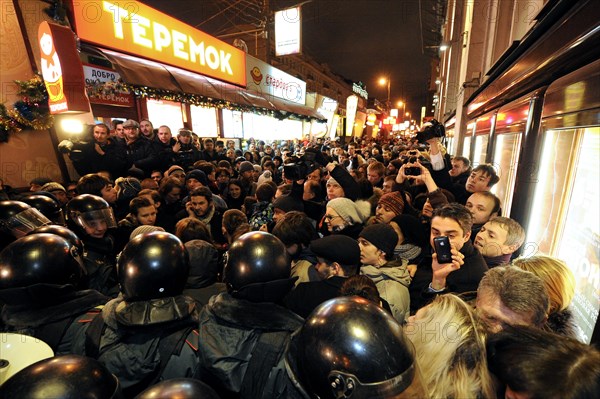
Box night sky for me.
[142,0,440,118]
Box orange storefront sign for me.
[70,0,246,87]
[38,21,91,114]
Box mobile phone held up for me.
[433,236,453,264]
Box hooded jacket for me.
[197,292,304,398]
[361,258,412,323]
[77,294,199,396]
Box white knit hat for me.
[326,198,362,225]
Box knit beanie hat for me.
[359,223,398,260]
[327,198,362,225]
[115,177,141,200]
[130,225,165,240]
[326,177,340,187]
[166,165,185,177]
[239,161,254,174]
[185,169,208,186]
[41,182,66,193]
[378,191,405,217]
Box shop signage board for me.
[246,55,306,105]
[38,21,91,114]
[274,7,301,56]
[70,0,246,86]
[83,64,134,106]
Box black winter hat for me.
[359,224,398,261]
[310,235,360,267]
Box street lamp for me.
[379,77,391,110]
[397,101,406,120]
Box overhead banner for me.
[70,0,246,86]
[83,64,134,107]
[274,7,301,56]
[246,55,306,104]
[38,21,91,114]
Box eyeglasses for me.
[324,214,342,222]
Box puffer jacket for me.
[361,258,412,323]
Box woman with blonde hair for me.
[405,294,495,399]
[512,255,577,337]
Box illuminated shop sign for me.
[246,55,306,104]
[38,21,90,114]
[352,83,368,99]
[274,7,301,56]
[83,64,133,107]
[70,0,246,86]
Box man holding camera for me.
[59,123,127,178]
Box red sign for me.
[38,21,91,114]
[70,0,246,87]
[83,64,134,107]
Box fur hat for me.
[239,161,254,174]
[378,191,405,217]
[359,223,398,260]
[310,235,360,268]
[130,225,165,240]
[185,169,208,186]
[257,170,273,186]
[327,198,362,225]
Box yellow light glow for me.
[60,119,84,134]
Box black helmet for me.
[118,231,189,301]
[286,296,420,399]
[135,378,220,399]
[0,200,51,238]
[22,193,65,225]
[0,355,122,398]
[66,194,117,235]
[28,225,84,254]
[223,231,293,302]
[0,233,86,304]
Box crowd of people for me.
[0,118,598,398]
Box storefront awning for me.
[91,48,325,121]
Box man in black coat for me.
[409,203,488,313]
[283,235,361,318]
[122,119,159,176]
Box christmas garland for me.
[0,76,54,143]
[84,79,313,122]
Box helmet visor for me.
[75,208,117,231]
[1,208,51,237]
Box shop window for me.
[146,99,184,131]
[554,127,600,343]
[222,109,243,138]
[462,136,471,158]
[473,134,489,166]
[191,105,218,137]
[491,133,521,216]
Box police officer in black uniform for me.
[79,232,200,397]
[197,231,304,398]
[0,233,108,354]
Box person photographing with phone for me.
[408,203,489,313]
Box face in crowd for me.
[465,192,498,225]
